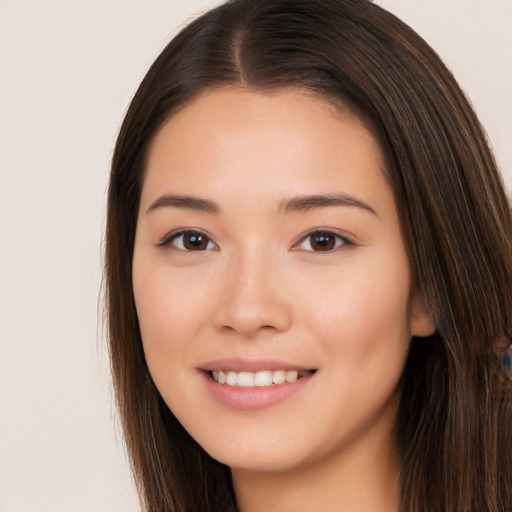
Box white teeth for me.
[226,371,238,386]
[272,370,286,385]
[254,370,273,387]
[210,369,313,387]
[237,372,255,387]
[285,370,298,383]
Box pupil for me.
[312,233,335,251]
[184,233,207,250]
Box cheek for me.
[298,253,412,374]
[132,261,212,362]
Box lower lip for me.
[200,371,314,411]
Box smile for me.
[210,369,315,387]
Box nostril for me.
[212,304,292,337]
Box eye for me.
[158,230,217,251]
[294,230,353,252]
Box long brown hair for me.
[105,1,512,510]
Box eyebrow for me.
[280,193,378,216]
[144,194,220,215]
[144,192,377,217]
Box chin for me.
[198,433,318,474]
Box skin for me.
[132,87,435,511]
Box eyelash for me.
[293,230,356,252]
[157,230,217,251]
[158,229,355,253]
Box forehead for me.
[141,86,391,216]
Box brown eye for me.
[183,232,209,250]
[295,230,350,252]
[160,230,217,251]
[310,232,336,251]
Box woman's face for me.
[132,87,434,474]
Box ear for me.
[410,291,436,337]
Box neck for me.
[231,405,400,512]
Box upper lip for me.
[198,358,315,372]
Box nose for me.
[211,254,293,338]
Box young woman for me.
[105,1,512,511]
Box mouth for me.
[208,369,316,387]
[200,362,317,410]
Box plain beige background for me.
[0,1,510,511]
